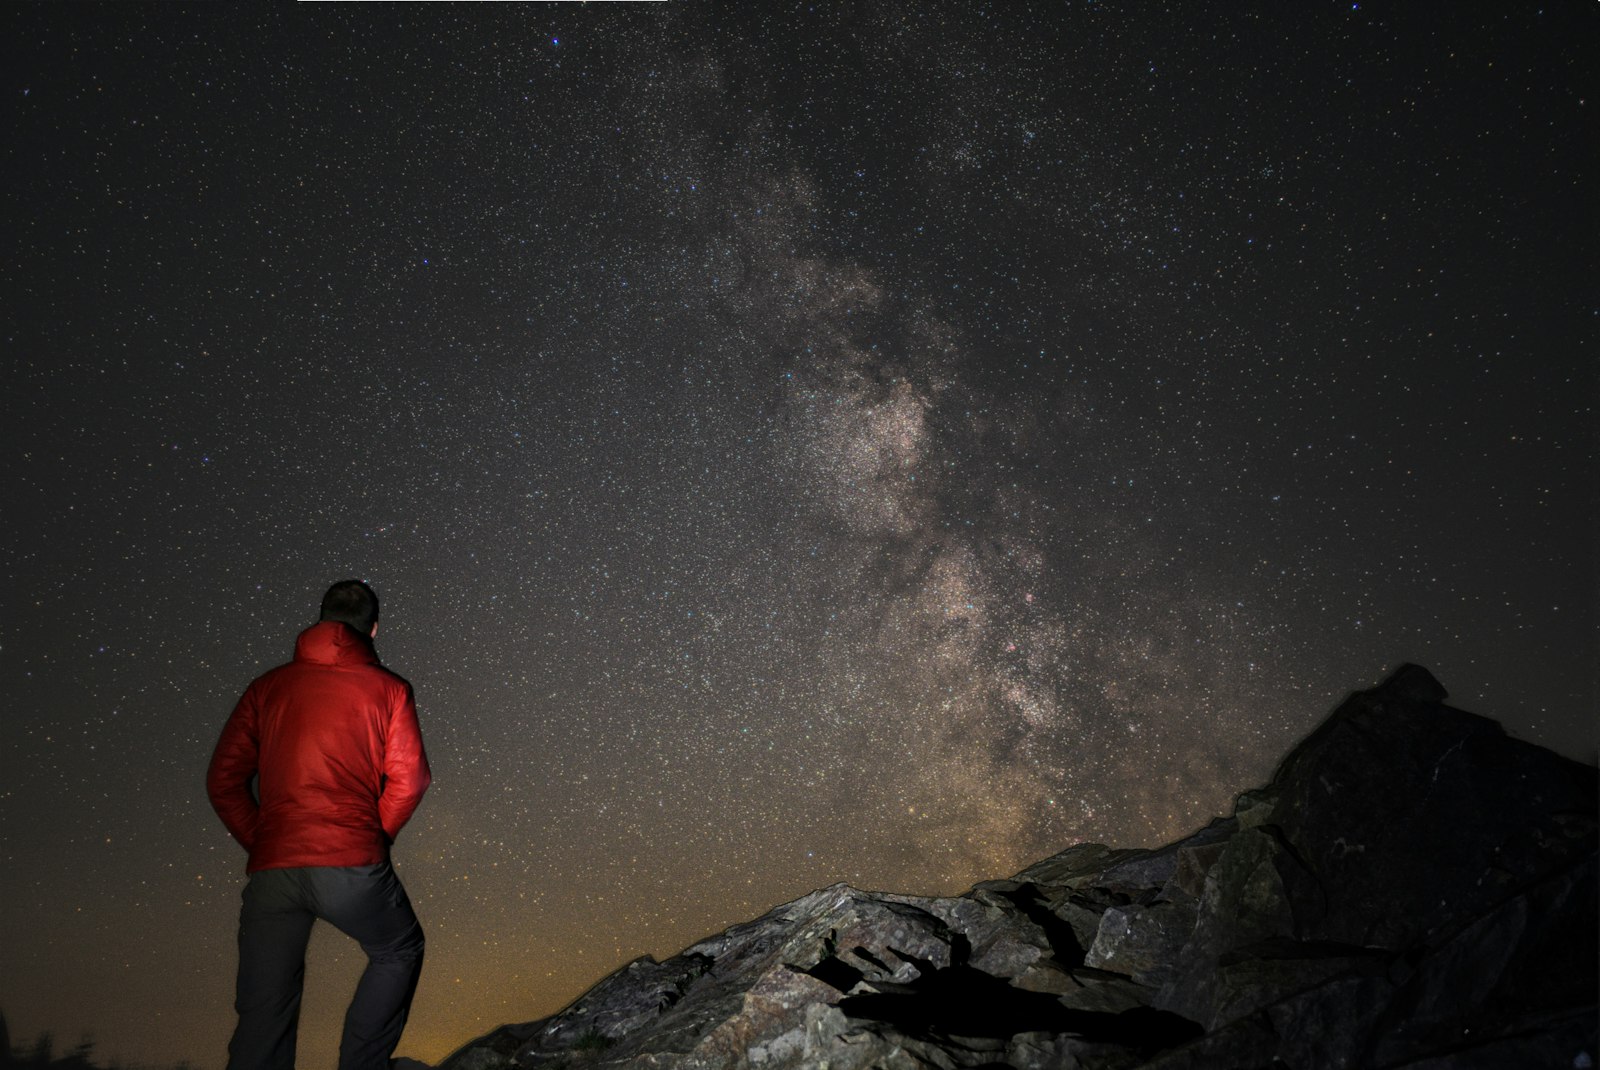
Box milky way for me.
[3,4,1594,1066]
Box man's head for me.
[320,579,380,637]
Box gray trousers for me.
[228,862,424,1070]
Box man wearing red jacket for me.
[208,580,431,1070]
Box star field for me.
[2,3,1594,1066]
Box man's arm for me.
[206,688,262,851]
[379,683,431,843]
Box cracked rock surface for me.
[439,666,1597,1070]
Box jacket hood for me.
[294,620,380,667]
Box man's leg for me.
[228,869,315,1070]
[308,862,425,1070]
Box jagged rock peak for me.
[1376,662,1448,703]
[439,667,1597,1070]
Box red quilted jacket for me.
[207,621,431,872]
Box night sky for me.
[3,3,1595,1066]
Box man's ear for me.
[370,621,379,638]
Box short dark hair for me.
[320,579,380,633]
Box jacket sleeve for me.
[206,686,262,851]
[378,683,431,842]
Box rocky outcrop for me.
[440,665,1597,1070]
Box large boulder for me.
[438,665,1597,1070]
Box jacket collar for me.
[294,620,379,666]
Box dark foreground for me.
[440,665,1597,1070]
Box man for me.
[208,580,431,1070]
